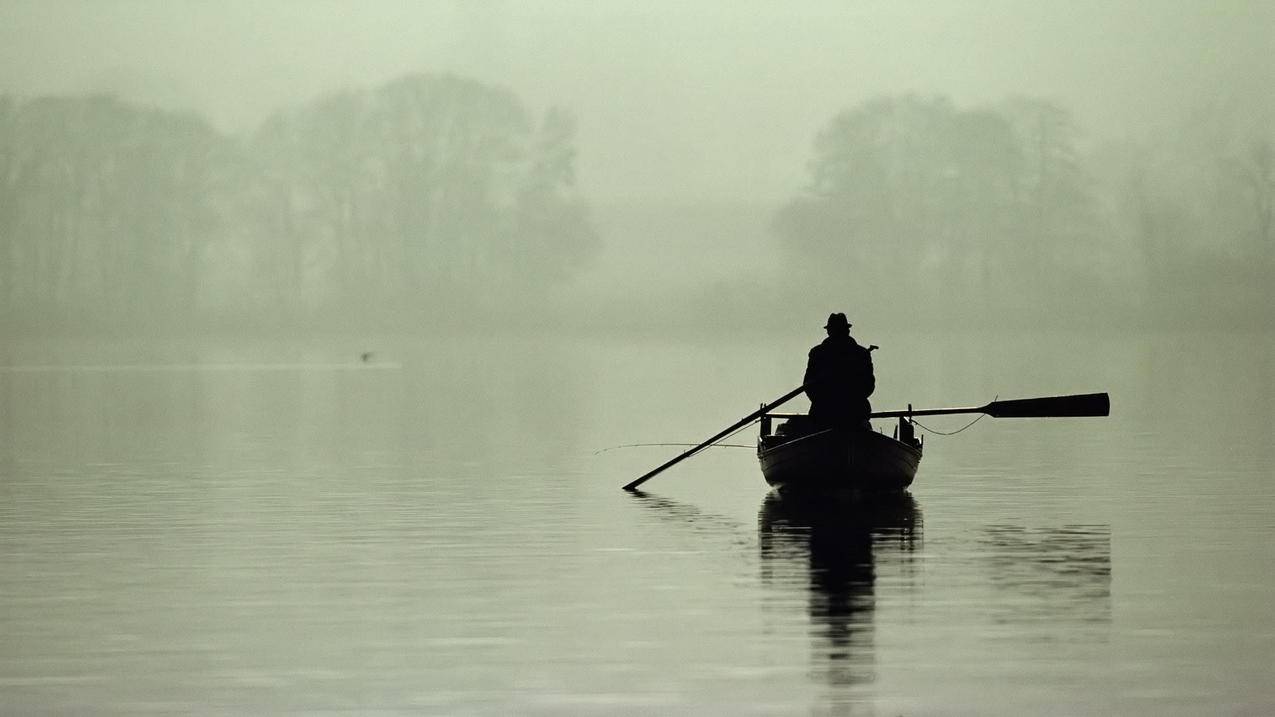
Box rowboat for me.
[757,414,922,495]
[622,389,1108,494]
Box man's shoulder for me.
[814,336,853,349]
[809,339,838,357]
[811,336,871,358]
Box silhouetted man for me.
[804,313,875,428]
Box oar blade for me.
[984,392,1110,418]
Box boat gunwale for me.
[757,424,922,460]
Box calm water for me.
[1,331,1272,714]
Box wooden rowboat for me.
[623,390,1107,494]
[757,415,922,495]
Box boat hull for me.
[757,427,921,495]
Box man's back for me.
[804,334,875,424]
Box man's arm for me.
[861,348,875,398]
[803,347,822,402]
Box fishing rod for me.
[594,442,754,455]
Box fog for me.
[1,1,1272,335]
[3,7,1275,711]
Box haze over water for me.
[2,330,1271,714]
[2,2,1274,713]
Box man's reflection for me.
[758,492,921,694]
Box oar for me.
[622,386,805,491]
[870,392,1110,419]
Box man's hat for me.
[824,312,852,330]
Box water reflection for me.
[626,491,747,531]
[979,524,1111,626]
[758,493,921,699]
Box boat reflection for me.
[758,492,922,695]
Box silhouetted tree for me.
[1098,104,1275,328]
[247,73,597,322]
[0,95,228,327]
[0,73,598,331]
[775,94,1102,324]
[0,96,15,309]
[999,97,1100,292]
[776,96,980,296]
[513,108,597,286]
[1238,138,1273,266]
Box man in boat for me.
[804,312,875,429]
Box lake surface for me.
[1,331,1272,714]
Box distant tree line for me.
[776,95,1274,329]
[0,74,597,332]
[3,81,1269,335]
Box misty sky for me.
[2,1,1272,203]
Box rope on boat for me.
[908,395,997,436]
[910,414,985,435]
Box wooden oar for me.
[870,392,1110,419]
[622,386,805,491]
